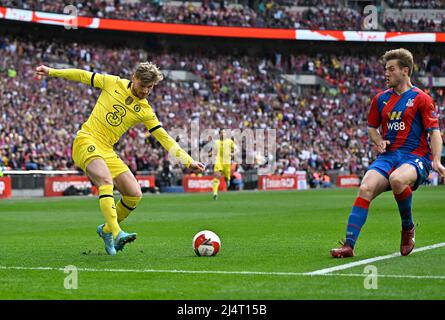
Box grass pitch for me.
[0,187,444,299]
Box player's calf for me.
[117,195,142,223]
[212,177,220,198]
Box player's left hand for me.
[189,161,206,173]
[432,160,445,177]
[35,65,50,80]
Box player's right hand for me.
[35,65,50,79]
[376,140,390,153]
[432,160,445,178]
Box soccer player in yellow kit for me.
[35,63,205,255]
[212,130,236,200]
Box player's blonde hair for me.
[382,48,414,76]
[134,62,164,85]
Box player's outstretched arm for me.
[151,127,205,173]
[430,130,445,177]
[35,64,105,88]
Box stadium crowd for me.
[386,0,445,9]
[0,0,413,31]
[3,0,445,32]
[383,16,445,32]
[0,35,444,180]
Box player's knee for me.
[131,187,143,198]
[124,183,143,198]
[96,176,113,187]
[389,174,405,190]
[358,182,374,199]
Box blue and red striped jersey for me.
[367,86,440,158]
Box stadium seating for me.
[1,35,444,180]
[3,0,445,32]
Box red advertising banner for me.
[183,175,227,193]
[1,7,445,42]
[45,175,156,197]
[258,175,300,191]
[135,175,156,189]
[44,176,94,197]
[336,175,360,188]
[0,177,12,198]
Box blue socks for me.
[345,197,370,248]
[344,188,413,249]
[394,186,414,231]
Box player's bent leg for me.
[213,171,221,200]
[87,159,121,237]
[358,169,392,201]
[113,170,143,223]
[388,164,417,195]
[86,158,114,187]
[112,170,140,251]
[86,158,121,255]
[331,170,390,258]
[225,177,231,190]
[389,164,418,256]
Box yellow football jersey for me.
[48,68,193,166]
[215,139,235,165]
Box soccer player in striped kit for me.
[331,48,445,258]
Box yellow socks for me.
[116,196,141,223]
[99,185,121,238]
[212,178,220,196]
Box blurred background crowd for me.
[1,0,444,186]
[2,0,445,31]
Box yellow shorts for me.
[72,132,129,179]
[214,162,231,180]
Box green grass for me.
[0,187,444,299]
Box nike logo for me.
[115,90,121,95]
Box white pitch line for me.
[305,242,445,276]
[0,265,445,280]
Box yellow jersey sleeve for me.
[143,110,162,133]
[150,127,193,168]
[48,68,118,90]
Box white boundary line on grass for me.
[1,242,444,281]
[0,266,444,281]
[305,242,445,276]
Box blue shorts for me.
[367,151,431,191]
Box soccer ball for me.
[193,230,221,256]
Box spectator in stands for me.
[310,171,322,188]
[230,171,244,191]
[322,172,332,188]
[284,160,297,175]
